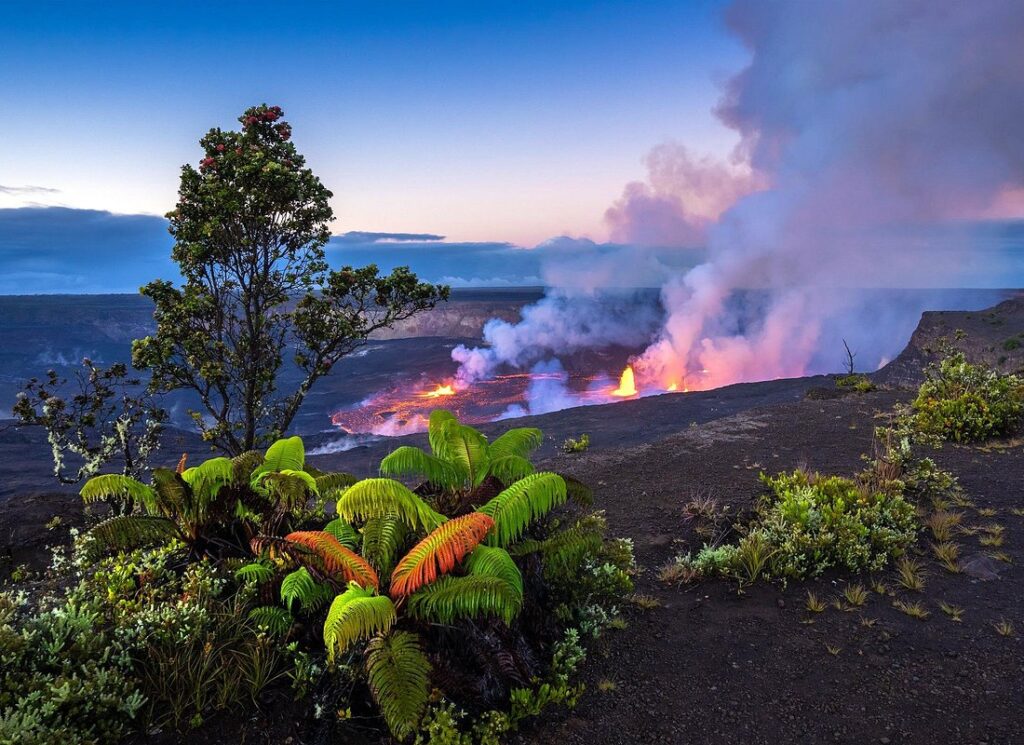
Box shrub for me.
[756,470,917,578]
[911,350,1024,442]
[834,374,876,393]
[562,434,590,453]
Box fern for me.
[285,530,380,589]
[323,582,397,660]
[477,472,567,547]
[280,566,333,612]
[255,469,318,508]
[488,427,543,460]
[563,475,594,506]
[337,478,446,532]
[151,468,188,517]
[511,519,603,573]
[235,560,275,584]
[465,544,523,596]
[361,515,409,576]
[248,606,294,636]
[365,630,431,742]
[80,474,156,508]
[487,455,534,485]
[380,446,465,490]
[180,456,234,498]
[427,409,458,458]
[257,435,305,474]
[406,574,522,625]
[443,423,490,487]
[315,472,358,498]
[85,515,180,555]
[324,518,360,549]
[389,513,495,597]
[231,450,265,484]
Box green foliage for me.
[835,374,876,393]
[562,433,590,453]
[755,470,917,578]
[477,472,568,547]
[360,515,409,575]
[380,413,543,494]
[911,349,1024,442]
[366,631,432,741]
[323,583,397,661]
[337,478,447,532]
[132,104,448,454]
[407,575,522,625]
[13,359,166,487]
[280,567,332,613]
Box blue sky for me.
[1,0,743,245]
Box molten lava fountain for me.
[610,365,637,397]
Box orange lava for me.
[421,383,455,399]
[610,365,638,397]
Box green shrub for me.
[912,350,1024,442]
[1003,337,1021,351]
[835,374,876,393]
[562,434,590,453]
[756,470,917,578]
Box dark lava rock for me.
[961,554,1002,581]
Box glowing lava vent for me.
[610,365,638,397]
[421,383,456,399]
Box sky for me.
[0,0,743,246]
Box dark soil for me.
[513,389,1024,745]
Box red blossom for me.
[216,143,225,152]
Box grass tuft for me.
[893,599,930,620]
[895,557,926,592]
[931,542,961,573]
[841,583,868,608]
[939,601,964,622]
[805,591,827,614]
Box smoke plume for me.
[456,0,1024,406]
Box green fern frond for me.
[324,518,360,549]
[324,583,397,661]
[509,514,605,572]
[389,513,495,597]
[84,515,180,555]
[235,560,276,584]
[361,515,409,576]
[231,451,265,485]
[251,436,305,483]
[488,427,543,460]
[406,574,522,625]
[427,409,458,458]
[181,456,234,498]
[280,566,334,613]
[80,474,156,508]
[487,455,534,485]
[443,423,491,487]
[248,606,293,636]
[380,446,466,490]
[315,472,359,498]
[337,478,446,532]
[563,475,594,506]
[477,472,567,547]
[465,545,523,595]
[151,468,188,517]
[365,630,431,742]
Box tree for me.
[13,359,165,487]
[132,104,449,455]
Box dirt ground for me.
[515,389,1024,745]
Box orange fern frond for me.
[286,530,380,590]
[389,512,495,597]
[176,453,188,474]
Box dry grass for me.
[630,594,662,610]
[893,599,930,620]
[976,507,998,517]
[805,591,827,614]
[924,511,963,542]
[895,557,926,592]
[658,561,698,586]
[993,619,1016,637]
[931,541,961,573]
[939,601,964,622]
[826,644,842,656]
[842,583,868,608]
[597,679,618,693]
[859,616,878,628]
